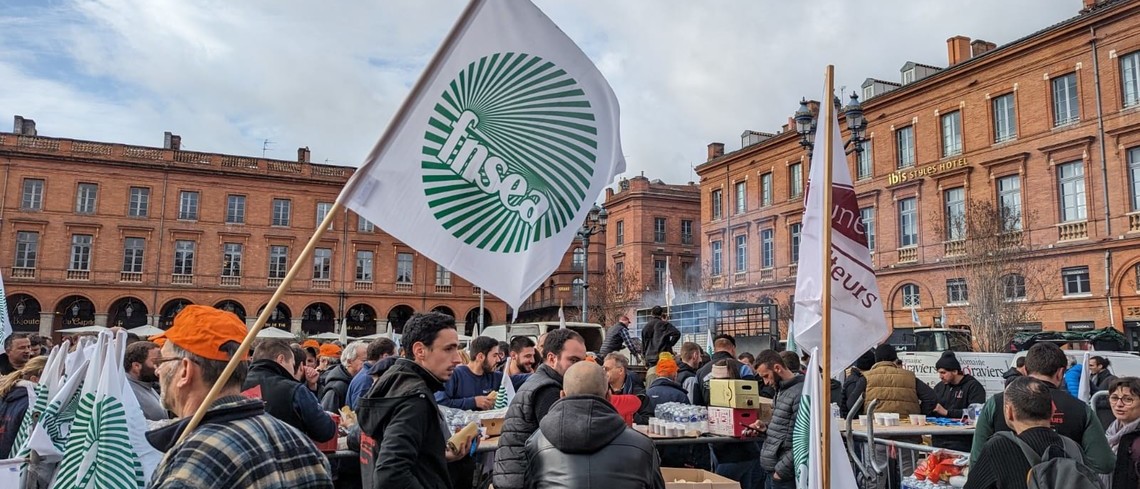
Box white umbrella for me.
[58,325,109,334]
[126,325,165,337]
[309,332,352,341]
[256,327,297,339]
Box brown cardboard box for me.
[482,417,505,437]
[661,468,741,489]
[756,396,774,422]
[709,379,761,409]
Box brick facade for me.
[696,0,1140,349]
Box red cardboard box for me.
[707,407,759,437]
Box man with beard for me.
[0,334,32,375]
[146,305,332,488]
[242,339,336,443]
[437,336,504,410]
[124,341,168,421]
[931,350,985,452]
[505,335,537,389]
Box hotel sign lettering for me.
[887,158,969,185]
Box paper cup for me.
[857,415,868,426]
[911,415,927,426]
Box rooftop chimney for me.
[970,39,997,57]
[298,147,311,163]
[13,116,36,136]
[707,142,725,161]
[947,35,972,66]
[163,131,181,150]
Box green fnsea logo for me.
[423,53,598,253]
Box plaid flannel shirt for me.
[619,325,643,361]
[147,396,333,489]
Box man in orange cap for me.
[146,305,332,489]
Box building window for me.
[571,247,584,270]
[902,283,921,307]
[358,216,375,232]
[1057,161,1087,222]
[21,179,44,211]
[272,199,291,227]
[436,265,452,286]
[993,93,1017,143]
[615,262,625,293]
[572,278,584,301]
[173,240,195,275]
[1003,274,1026,300]
[760,173,773,206]
[655,259,667,289]
[997,175,1022,231]
[269,246,288,279]
[902,69,915,84]
[711,240,723,276]
[1129,148,1140,211]
[222,243,242,277]
[312,248,332,280]
[941,111,962,157]
[856,140,873,181]
[860,207,876,252]
[1052,73,1079,126]
[225,195,246,224]
[898,197,918,247]
[14,232,38,269]
[654,217,667,243]
[864,85,874,100]
[122,238,144,273]
[946,278,968,304]
[128,187,149,217]
[316,202,333,230]
[760,229,774,269]
[1122,50,1140,108]
[790,223,802,264]
[944,187,965,241]
[615,220,625,245]
[681,220,694,245]
[1062,266,1091,296]
[789,163,804,199]
[735,235,747,273]
[396,253,413,283]
[179,191,199,220]
[735,181,746,215]
[355,251,374,282]
[896,126,915,169]
[711,189,723,219]
[75,183,97,214]
[69,234,92,271]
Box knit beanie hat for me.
[935,350,961,372]
[874,343,898,363]
[656,353,678,378]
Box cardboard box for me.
[661,468,741,489]
[481,417,505,437]
[707,407,759,437]
[756,397,774,422]
[709,379,761,409]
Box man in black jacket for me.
[676,342,702,398]
[242,339,336,443]
[319,341,367,411]
[691,335,764,488]
[641,306,680,368]
[751,350,804,489]
[931,351,985,452]
[493,328,587,489]
[524,361,665,489]
[840,349,875,416]
[358,313,470,489]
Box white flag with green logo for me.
[0,271,10,347]
[492,358,516,410]
[792,347,858,489]
[337,0,624,312]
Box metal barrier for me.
[842,394,967,489]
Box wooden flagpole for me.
[820,64,836,489]
[177,0,487,445]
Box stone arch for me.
[301,302,336,334]
[257,303,293,330]
[108,296,149,328]
[387,304,415,334]
[159,298,194,329]
[214,300,247,322]
[346,303,378,337]
[7,293,40,333]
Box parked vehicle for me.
[480,321,605,353]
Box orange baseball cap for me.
[319,343,342,357]
[301,339,320,349]
[150,305,250,362]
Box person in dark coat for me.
[604,352,645,396]
[931,351,986,452]
[646,356,689,408]
[693,335,763,489]
[640,306,680,368]
[435,336,503,410]
[357,313,471,489]
[1002,356,1026,386]
[1102,376,1140,489]
[840,349,876,417]
[599,315,641,363]
[676,342,702,393]
[523,361,665,489]
[0,355,45,457]
[0,334,32,376]
[750,350,804,489]
[319,341,367,412]
[242,340,336,443]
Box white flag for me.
[492,358,517,410]
[558,304,566,329]
[0,271,10,347]
[337,0,624,313]
[793,347,859,489]
[664,256,676,307]
[791,86,889,378]
[911,305,921,328]
[1078,351,1091,402]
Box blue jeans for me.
[715,458,767,489]
[766,475,796,489]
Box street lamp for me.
[576,204,607,322]
[794,92,868,157]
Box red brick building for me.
[0,122,504,338]
[696,0,1140,349]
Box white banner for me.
[792,88,889,377]
[337,0,624,312]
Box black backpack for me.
[995,432,1105,489]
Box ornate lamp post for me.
[576,204,607,322]
[794,92,868,157]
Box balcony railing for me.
[709,276,723,289]
[1000,230,1024,249]
[1057,221,1088,241]
[66,270,90,281]
[898,246,918,264]
[733,272,747,285]
[1130,213,1140,233]
[355,280,373,291]
[120,271,142,283]
[11,267,35,279]
[435,284,453,294]
[311,278,331,289]
[472,286,483,295]
[789,263,798,277]
[760,268,774,281]
[171,274,194,285]
[396,282,413,293]
[681,234,694,246]
[943,240,965,257]
[220,276,241,287]
[267,277,283,287]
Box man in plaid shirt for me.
[147,305,333,489]
[598,315,641,364]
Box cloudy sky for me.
[1,0,1079,188]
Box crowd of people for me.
[1,304,1139,489]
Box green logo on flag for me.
[422,52,599,253]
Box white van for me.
[480,322,606,354]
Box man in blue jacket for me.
[436,336,504,410]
